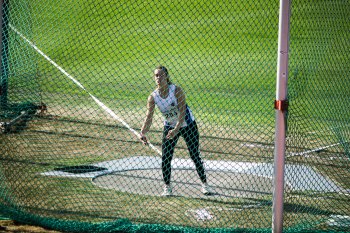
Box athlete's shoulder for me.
[148,91,156,101]
[151,89,158,97]
[170,84,183,93]
[174,85,185,96]
[169,84,176,90]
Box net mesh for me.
[0,0,349,232]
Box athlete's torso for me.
[152,84,195,127]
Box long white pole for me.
[273,0,291,232]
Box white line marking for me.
[241,143,274,149]
[10,25,161,155]
[288,143,342,157]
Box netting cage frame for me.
[0,0,349,232]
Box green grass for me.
[9,0,349,135]
[11,0,279,132]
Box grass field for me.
[1,0,349,232]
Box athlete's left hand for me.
[139,133,148,145]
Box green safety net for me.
[0,0,349,232]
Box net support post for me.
[0,0,9,110]
[273,0,291,232]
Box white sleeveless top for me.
[152,84,195,128]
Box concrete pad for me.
[41,156,342,198]
[92,168,276,198]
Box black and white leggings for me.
[162,121,207,185]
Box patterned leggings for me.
[162,121,207,185]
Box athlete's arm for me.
[140,94,155,144]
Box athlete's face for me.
[154,69,167,86]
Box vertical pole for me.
[0,0,4,109]
[273,0,291,233]
[0,0,9,110]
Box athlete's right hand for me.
[139,133,148,145]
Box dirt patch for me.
[0,220,61,233]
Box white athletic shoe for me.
[161,184,172,196]
[202,183,214,195]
